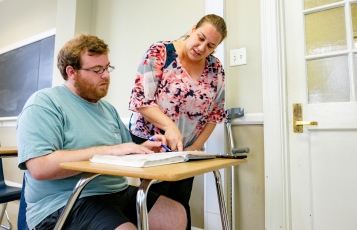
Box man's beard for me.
[74,74,109,103]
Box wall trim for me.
[0,113,263,128]
[230,113,263,125]
[5,180,22,188]
[260,0,291,229]
[0,28,56,55]
[0,117,17,127]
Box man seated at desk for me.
[17,34,187,230]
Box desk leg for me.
[213,170,231,230]
[54,173,100,230]
[136,179,158,230]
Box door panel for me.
[285,0,357,229]
[310,131,357,229]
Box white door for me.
[285,0,357,229]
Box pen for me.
[147,135,172,152]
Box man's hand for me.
[110,142,155,155]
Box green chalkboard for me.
[0,35,55,118]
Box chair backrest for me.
[0,158,7,189]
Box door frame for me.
[260,0,291,229]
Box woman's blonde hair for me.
[179,14,227,43]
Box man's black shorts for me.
[35,185,160,230]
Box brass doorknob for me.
[294,121,318,126]
[293,103,318,133]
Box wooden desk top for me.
[60,158,247,181]
[0,146,18,156]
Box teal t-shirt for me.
[17,85,131,229]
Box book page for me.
[156,151,216,161]
[90,151,216,167]
[90,153,185,167]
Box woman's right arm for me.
[129,43,184,151]
[137,106,183,151]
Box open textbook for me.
[90,151,216,168]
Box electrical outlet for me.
[230,48,247,66]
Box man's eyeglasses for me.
[79,65,115,75]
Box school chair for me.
[0,158,22,230]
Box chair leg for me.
[0,203,12,230]
[0,203,6,226]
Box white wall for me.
[225,0,263,112]
[0,0,57,48]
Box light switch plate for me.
[230,48,247,66]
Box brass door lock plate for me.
[293,103,318,133]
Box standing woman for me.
[128,14,227,229]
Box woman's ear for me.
[190,24,197,34]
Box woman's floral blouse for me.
[128,41,226,147]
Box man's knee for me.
[149,196,187,230]
[115,222,137,230]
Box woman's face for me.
[185,22,222,62]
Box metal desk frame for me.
[54,158,247,230]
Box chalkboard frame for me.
[0,29,56,121]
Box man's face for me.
[74,52,111,103]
